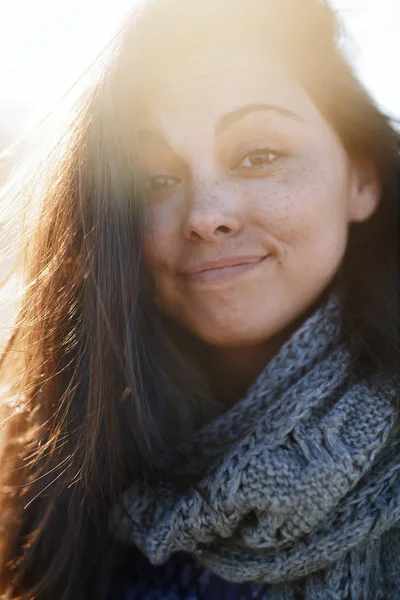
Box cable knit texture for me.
[110,293,400,599]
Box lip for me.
[183,254,271,283]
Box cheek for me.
[143,202,179,268]
[142,205,186,313]
[249,161,350,256]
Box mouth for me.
[183,254,271,283]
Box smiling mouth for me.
[184,254,271,283]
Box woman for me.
[0,0,399,598]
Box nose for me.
[182,178,244,243]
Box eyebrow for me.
[216,103,304,135]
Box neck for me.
[204,296,327,406]
[164,290,332,409]
[205,325,296,406]
[205,344,277,405]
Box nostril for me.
[189,230,203,241]
[184,219,238,243]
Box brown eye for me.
[235,149,282,170]
[147,176,181,192]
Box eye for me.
[235,148,283,170]
[146,175,181,193]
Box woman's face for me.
[138,46,380,348]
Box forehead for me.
[135,46,321,130]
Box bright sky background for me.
[0,0,399,148]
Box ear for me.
[347,158,382,223]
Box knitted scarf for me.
[110,293,400,599]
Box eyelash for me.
[233,148,283,171]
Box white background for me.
[0,0,399,148]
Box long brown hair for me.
[0,1,399,598]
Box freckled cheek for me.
[245,175,317,243]
[247,170,348,259]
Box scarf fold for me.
[110,293,400,599]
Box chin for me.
[193,323,271,348]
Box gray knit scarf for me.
[110,293,400,599]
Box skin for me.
[137,46,381,399]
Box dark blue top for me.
[109,547,270,600]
